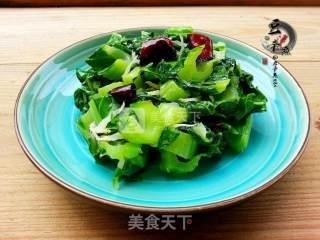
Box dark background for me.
[1,0,320,7]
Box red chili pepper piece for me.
[188,33,213,62]
[140,37,177,65]
[110,84,136,103]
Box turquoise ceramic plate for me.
[15,28,310,213]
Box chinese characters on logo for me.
[128,214,192,231]
[261,19,296,87]
[272,55,279,87]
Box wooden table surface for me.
[1,7,319,239]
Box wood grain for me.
[0,7,319,62]
[2,0,320,7]
[0,7,319,240]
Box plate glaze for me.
[15,28,310,212]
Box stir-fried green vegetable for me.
[74,27,267,188]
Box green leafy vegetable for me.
[158,127,180,149]
[214,42,227,60]
[73,27,268,189]
[165,26,193,36]
[159,151,202,174]
[98,59,128,80]
[119,101,165,145]
[179,100,216,116]
[162,130,198,159]
[98,82,124,96]
[225,115,253,153]
[159,102,188,126]
[87,45,130,71]
[160,80,189,101]
[178,46,215,82]
[190,122,213,143]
